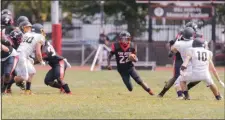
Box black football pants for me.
[118,67,143,91]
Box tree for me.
[62,0,148,37]
[216,4,225,24]
[2,1,51,23]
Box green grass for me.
[2,69,225,119]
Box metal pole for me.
[90,45,102,71]
[51,0,62,55]
[51,1,59,24]
[81,44,85,66]
[100,1,105,32]
[211,4,216,62]
[148,2,152,42]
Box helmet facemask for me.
[119,36,131,47]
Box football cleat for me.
[157,94,164,98]
[60,88,65,94]
[177,96,184,100]
[66,92,72,95]
[24,90,33,95]
[148,89,155,96]
[4,89,12,94]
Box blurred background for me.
[2,0,225,68]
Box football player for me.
[41,40,72,94]
[4,29,25,93]
[14,21,46,95]
[158,22,204,98]
[1,13,20,94]
[4,16,31,94]
[1,11,16,36]
[169,27,196,99]
[107,31,154,95]
[179,39,223,100]
[1,37,19,93]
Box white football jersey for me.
[17,32,45,57]
[186,47,212,73]
[173,40,194,61]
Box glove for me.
[64,59,71,68]
[40,61,46,66]
[219,80,225,88]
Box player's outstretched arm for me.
[209,60,221,82]
[209,59,224,87]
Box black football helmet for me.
[182,27,195,40]
[1,9,12,16]
[16,16,29,26]
[192,38,205,48]
[118,31,131,46]
[1,14,12,26]
[9,29,23,48]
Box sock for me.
[26,82,31,90]
[183,91,189,98]
[62,84,71,93]
[159,87,169,96]
[7,79,15,89]
[177,90,183,97]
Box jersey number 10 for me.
[23,37,34,43]
[197,51,207,61]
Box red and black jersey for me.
[41,42,65,68]
[1,39,13,59]
[111,42,136,70]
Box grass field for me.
[2,66,225,119]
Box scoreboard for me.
[136,0,225,3]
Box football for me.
[128,53,137,62]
